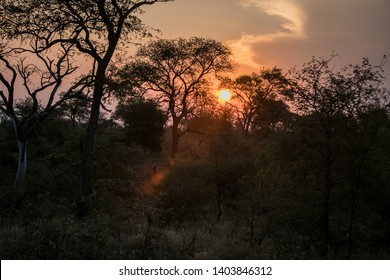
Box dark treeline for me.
[1,53,389,259]
[1,1,390,260]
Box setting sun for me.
[218,89,231,102]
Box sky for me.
[141,0,390,87]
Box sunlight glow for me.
[218,89,231,102]
[142,167,166,196]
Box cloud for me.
[231,0,307,69]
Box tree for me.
[0,41,90,186]
[284,54,389,257]
[221,68,288,137]
[0,0,172,209]
[59,93,91,131]
[115,99,167,152]
[114,37,235,159]
[251,99,293,137]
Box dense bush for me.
[1,57,390,259]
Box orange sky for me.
[141,0,390,87]
[2,0,389,103]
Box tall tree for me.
[284,54,389,257]
[221,68,288,137]
[0,0,172,208]
[113,37,235,158]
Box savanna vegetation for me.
[1,0,390,260]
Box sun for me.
[218,89,231,102]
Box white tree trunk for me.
[11,118,28,187]
[15,140,28,187]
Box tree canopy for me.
[221,68,288,136]
[112,37,235,158]
[0,0,172,213]
[115,99,167,152]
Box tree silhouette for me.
[252,99,293,137]
[0,41,91,186]
[221,68,288,137]
[113,37,235,158]
[115,99,167,152]
[0,0,172,212]
[285,54,389,257]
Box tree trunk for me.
[171,120,180,159]
[80,94,101,197]
[78,28,119,217]
[15,139,28,187]
[244,122,251,137]
[79,67,106,217]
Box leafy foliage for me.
[112,37,235,158]
[1,50,390,260]
[220,68,288,136]
[115,99,167,152]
